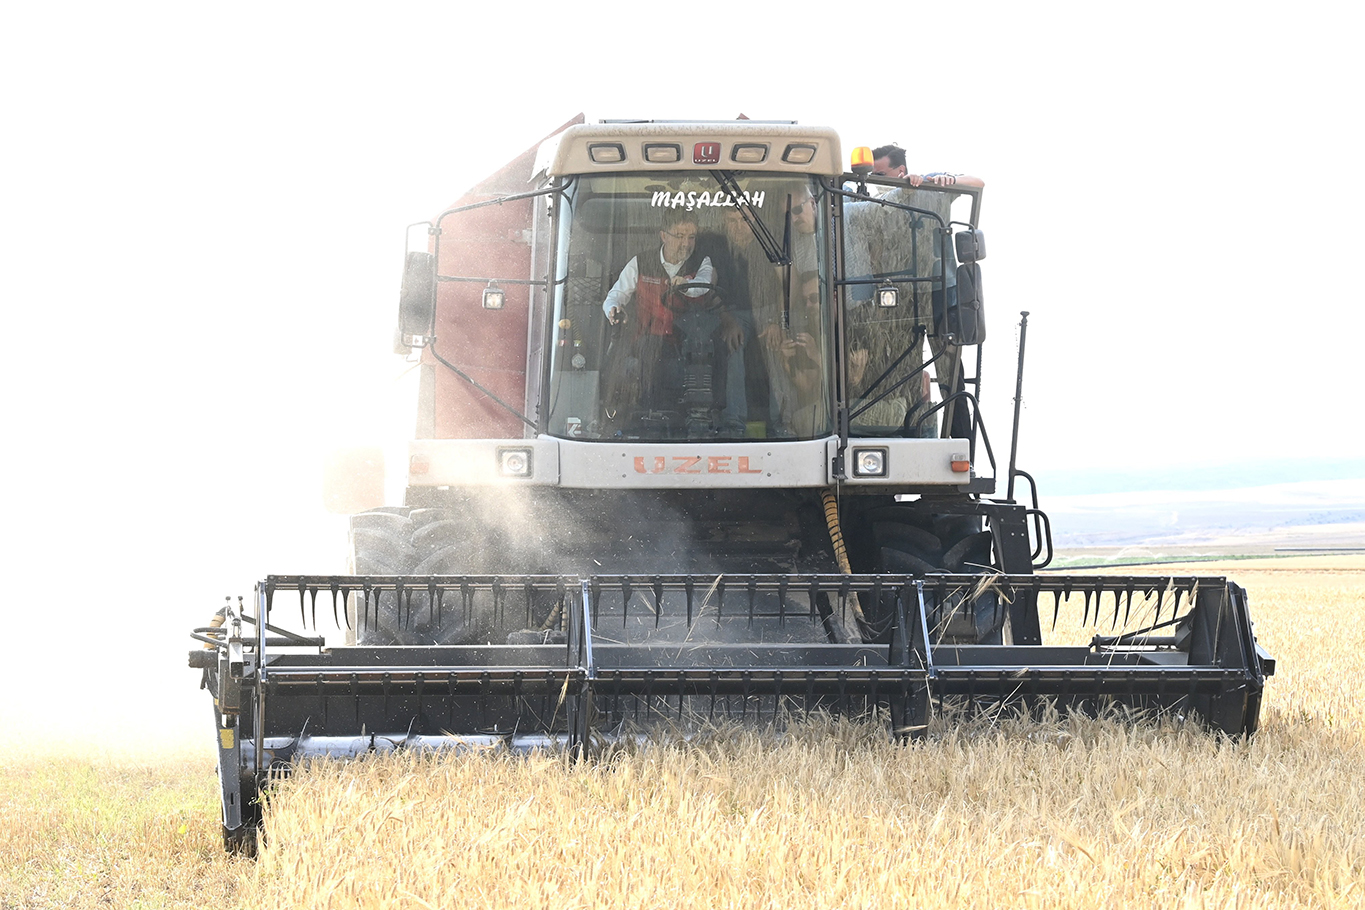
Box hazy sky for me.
[1,2,1359,748]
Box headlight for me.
[498,448,533,478]
[482,282,505,310]
[588,143,625,164]
[643,143,681,164]
[731,144,768,164]
[852,447,888,478]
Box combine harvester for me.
[189,116,1274,853]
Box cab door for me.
[419,115,583,439]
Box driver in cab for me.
[600,208,716,419]
[601,208,715,333]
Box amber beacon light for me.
[850,146,874,175]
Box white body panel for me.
[407,436,973,490]
[830,437,971,486]
[557,438,829,489]
[408,438,561,486]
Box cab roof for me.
[535,122,843,179]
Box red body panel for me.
[424,115,583,439]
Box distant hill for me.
[1040,478,1365,549]
[1031,457,1365,497]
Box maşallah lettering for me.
[650,190,766,211]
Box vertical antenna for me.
[1006,311,1030,502]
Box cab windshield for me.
[545,173,831,442]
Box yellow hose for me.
[821,489,868,629]
[202,611,225,649]
[822,489,852,573]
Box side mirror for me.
[397,251,436,342]
[948,262,986,346]
[954,229,986,263]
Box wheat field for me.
[3,557,1361,909]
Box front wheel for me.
[854,504,1010,645]
[348,508,488,644]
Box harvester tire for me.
[406,507,452,530]
[879,548,939,576]
[942,530,993,573]
[348,508,497,645]
[349,510,419,642]
[859,505,1009,645]
[412,544,465,575]
[351,511,416,571]
[875,521,942,559]
[350,509,413,531]
[351,529,414,573]
[411,519,466,561]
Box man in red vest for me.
[602,208,715,330]
[601,208,717,422]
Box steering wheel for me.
[661,281,725,312]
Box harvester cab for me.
[190,118,1273,854]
